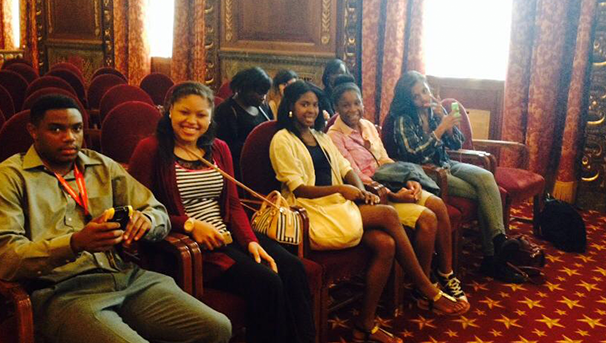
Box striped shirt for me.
[175,159,228,235]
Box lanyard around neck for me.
[54,164,90,217]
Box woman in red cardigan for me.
[129,82,315,343]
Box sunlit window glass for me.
[11,0,20,48]
[147,0,175,58]
[424,0,513,80]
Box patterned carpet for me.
[327,202,606,343]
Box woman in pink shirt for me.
[327,81,468,305]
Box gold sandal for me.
[353,323,403,343]
[417,290,469,316]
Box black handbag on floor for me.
[538,195,586,253]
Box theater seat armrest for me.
[364,183,389,204]
[421,165,449,202]
[290,206,311,258]
[0,280,34,343]
[139,233,193,296]
[472,139,529,169]
[447,149,495,173]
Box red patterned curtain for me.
[114,0,151,85]
[501,0,597,202]
[171,0,205,83]
[0,0,15,50]
[361,0,425,124]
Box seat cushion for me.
[202,288,247,332]
[495,167,545,204]
[309,245,370,285]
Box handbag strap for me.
[177,144,280,210]
[349,134,380,166]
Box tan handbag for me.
[178,145,301,245]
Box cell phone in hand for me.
[106,205,133,229]
[451,102,461,118]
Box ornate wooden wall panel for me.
[211,0,361,89]
[36,0,113,83]
[577,0,606,211]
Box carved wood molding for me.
[35,0,45,71]
[224,0,234,42]
[340,0,361,80]
[321,0,331,45]
[102,0,114,67]
[205,0,220,89]
[578,0,606,209]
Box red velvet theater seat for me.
[99,84,154,124]
[25,76,78,100]
[92,66,128,82]
[101,101,161,165]
[140,73,175,106]
[0,70,28,112]
[0,85,15,119]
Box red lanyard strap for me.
[54,165,89,216]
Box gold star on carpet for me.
[576,329,589,337]
[593,276,603,282]
[499,291,510,298]
[328,315,349,329]
[561,267,580,277]
[453,315,480,329]
[536,314,565,329]
[532,329,546,337]
[556,335,583,343]
[467,336,493,343]
[591,243,606,251]
[399,329,413,338]
[375,315,392,329]
[488,329,502,337]
[515,309,527,316]
[519,297,544,309]
[495,314,522,329]
[473,308,486,316]
[575,291,586,298]
[558,296,584,309]
[546,255,564,263]
[574,263,583,268]
[503,284,527,292]
[479,297,504,309]
[575,255,596,263]
[598,296,606,305]
[593,267,606,276]
[536,291,548,298]
[596,309,606,316]
[590,251,598,255]
[555,309,568,316]
[409,315,437,330]
[557,276,567,282]
[444,329,458,337]
[577,314,606,328]
[421,336,445,343]
[512,336,538,343]
[545,282,564,292]
[577,280,602,292]
[468,281,488,292]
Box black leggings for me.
[210,233,315,343]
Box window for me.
[11,0,20,48]
[147,0,175,57]
[424,0,513,80]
